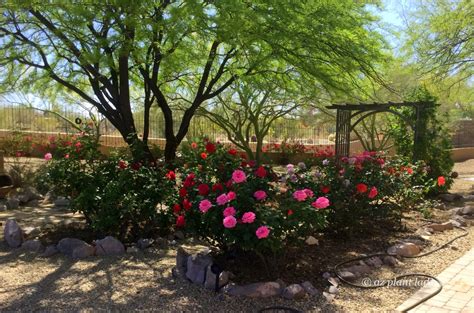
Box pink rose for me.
[368,186,378,199]
[293,190,308,202]
[64,154,70,159]
[256,226,270,239]
[223,206,236,217]
[227,191,236,201]
[303,189,314,198]
[242,212,256,223]
[253,190,267,201]
[311,196,330,209]
[216,193,229,205]
[232,170,247,183]
[44,152,52,161]
[199,199,213,213]
[223,216,237,228]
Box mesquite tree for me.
[1,1,386,161]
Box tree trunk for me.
[164,137,178,162]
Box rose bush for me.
[168,138,329,253]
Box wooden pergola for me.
[326,101,435,161]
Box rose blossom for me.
[293,190,308,202]
[216,193,229,205]
[286,164,295,174]
[356,183,368,193]
[242,212,256,223]
[223,206,236,217]
[253,190,267,201]
[232,170,247,183]
[199,199,213,213]
[198,184,210,196]
[311,197,330,209]
[176,215,185,228]
[44,152,52,161]
[227,191,236,201]
[368,186,378,199]
[322,159,329,166]
[255,166,267,178]
[256,226,270,239]
[223,216,237,228]
[303,189,314,198]
[437,176,446,186]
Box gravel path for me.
[0,160,473,312]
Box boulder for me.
[227,282,282,298]
[460,206,474,216]
[281,284,306,300]
[365,256,383,268]
[338,270,356,281]
[176,247,190,275]
[174,231,185,240]
[54,197,70,207]
[23,226,40,238]
[17,186,43,204]
[126,246,139,253]
[42,191,55,204]
[328,277,339,287]
[41,245,59,257]
[305,236,319,245]
[137,238,154,250]
[451,216,467,227]
[186,254,213,285]
[426,221,453,232]
[323,291,335,302]
[439,193,463,202]
[4,219,23,248]
[203,265,230,290]
[57,238,95,259]
[95,236,125,256]
[6,197,20,210]
[328,286,339,294]
[383,256,400,266]
[21,239,44,253]
[387,243,420,257]
[0,204,6,212]
[301,281,320,296]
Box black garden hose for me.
[258,226,469,313]
[333,226,469,312]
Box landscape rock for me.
[0,204,6,211]
[203,265,230,290]
[338,270,356,281]
[328,286,339,294]
[95,236,125,256]
[282,284,306,300]
[17,186,43,204]
[127,246,139,253]
[174,231,185,240]
[305,236,319,245]
[460,206,474,216]
[6,197,19,210]
[186,254,213,285]
[57,238,95,258]
[365,256,383,268]
[301,281,319,296]
[21,239,44,253]
[42,191,55,204]
[4,219,23,248]
[427,221,453,232]
[54,197,70,207]
[383,256,400,266]
[322,272,332,279]
[323,291,335,302]
[343,264,372,276]
[439,193,463,202]
[41,245,59,257]
[137,238,154,249]
[227,282,282,298]
[176,247,190,275]
[328,277,339,287]
[387,242,420,257]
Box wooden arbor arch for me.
[326,101,435,161]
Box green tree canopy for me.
[1,0,388,161]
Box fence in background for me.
[0,104,333,147]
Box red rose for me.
[182,198,192,210]
[255,166,267,178]
[130,162,141,171]
[198,183,210,196]
[166,170,176,180]
[205,142,216,154]
[179,187,187,198]
[321,186,330,194]
[212,183,223,193]
[228,148,237,155]
[356,183,368,193]
[176,215,185,228]
[201,152,208,159]
[287,209,294,216]
[183,173,195,188]
[437,176,446,186]
[173,204,181,214]
[118,160,127,169]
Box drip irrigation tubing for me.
[258,226,469,313]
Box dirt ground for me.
[0,160,473,312]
